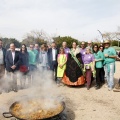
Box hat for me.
[103,40,110,44]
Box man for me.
[34,43,40,64]
[87,40,93,53]
[0,39,6,94]
[62,41,70,54]
[34,43,40,52]
[103,40,117,91]
[80,41,86,61]
[28,44,38,85]
[5,43,20,92]
[48,42,58,81]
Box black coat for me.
[5,50,20,72]
[1,47,6,67]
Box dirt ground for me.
[0,62,120,120]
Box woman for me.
[83,47,95,90]
[62,42,85,86]
[93,44,104,89]
[39,44,48,71]
[57,47,67,85]
[19,44,29,89]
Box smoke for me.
[0,65,64,115]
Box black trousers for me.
[95,68,102,86]
[100,67,105,83]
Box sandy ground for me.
[0,62,120,120]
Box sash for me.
[70,50,83,73]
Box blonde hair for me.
[59,47,65,54]
[85,47,91,54]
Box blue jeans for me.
[105,62,115,88]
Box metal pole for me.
[97,30,104,42]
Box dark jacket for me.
[47,48,58,68]
[5,50,20,72]
[19,52,29,67]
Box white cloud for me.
[0,0,120,41]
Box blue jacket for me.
[47,48,58,68]
[19,52,29,67]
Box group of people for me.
[0,38,118,94]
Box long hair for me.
[59,47,65,54]
[99,45,104,52]
[93,44,99,53]
[20,44,27,53]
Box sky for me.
[0,0,120,42]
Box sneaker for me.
[104,84,108,88]
[108,88,112,91]
[94,84,98,87]
[57,84,60,87]
[95,86,100,90]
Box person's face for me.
[99,47,103,51]
[72,42,77,49]
[35,44,39,49]
[93,46,98,52]
[104,43,110,48]
[51,43,56,48]
[22,45,26,51]
[60,49,64,54]
[0,41,3,48]
[62,42,67,48]
[88,43,92,47]
[81,44,85,49]
[30,45,34,50]
[42,46,46,51]
[86,48,90,54]
[10,44,15,51]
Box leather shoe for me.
[95,85,100,90]
[87,86,90,90]
[13,89,18,92]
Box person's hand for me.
[11,65,16,69]
[95,59,98,62]
[91,68,94,72]
[104,54,108,57]
[59,64,63,69]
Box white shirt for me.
[52,48,56,61]
[0,49,3,64]
[12,51,15,64]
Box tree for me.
[1,38,21,49]
[53,36,80,48]
[22,30,53,46]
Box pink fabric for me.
[57,54,67,58]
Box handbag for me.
[19,65,28,73]
[85,65,91,70]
